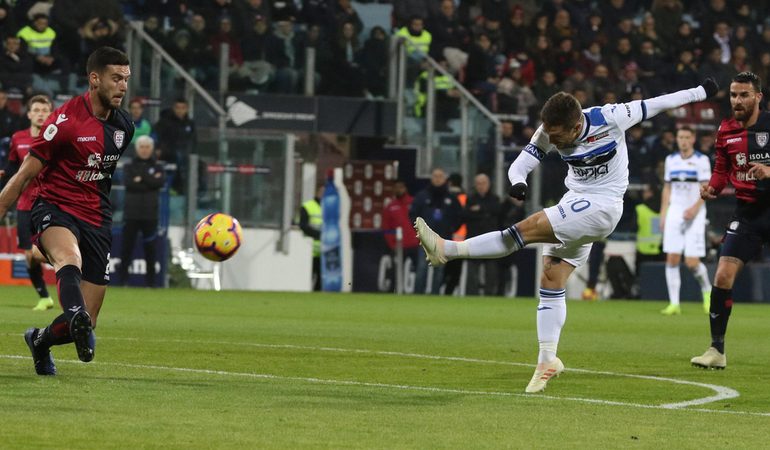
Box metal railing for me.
[389,37,506,196]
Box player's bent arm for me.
[508,126,549,186]
[0,156,43,218]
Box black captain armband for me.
[523,143,545,161]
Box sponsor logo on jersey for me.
[584,131,609,143]
[756,132,768,148]
[75,170,107,182]
[736,152,747,167]
[736,171,757,182]
[726,137,742,144]
[55,114,68,125]
[43,124,57,141]
[572,164,609,180]
[750,152,770,162]
[86,153,102,168]
[77,136,97,142]
[114,130,125,148]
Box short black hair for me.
[733,71,762,93]
[541,92,582,129]
[86,46,129,75]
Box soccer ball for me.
[194,213,243,261]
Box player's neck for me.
[29,125,40,137]
[738,109,760,129]
[88,89,111,121]
[679,148,694,158]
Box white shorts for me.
[662,208,707,257]
[542,191,623,267]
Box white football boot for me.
[690,347,726,369]
[525,357,564,393]
[414,217,448,266]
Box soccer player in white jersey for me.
[659,126,713,316]
[415,79,719,393]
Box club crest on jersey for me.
[756,132,768,148]
[113,130,125,148]
[736,152,747,167]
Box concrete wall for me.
[169,226,313,291]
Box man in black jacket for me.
[464,173,501,295]
[120,135,166,287]
[154,99,196,194]
[409,167,462,294]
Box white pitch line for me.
[0,353,766,418]
[0,333,741,408]
[98,337,740,409]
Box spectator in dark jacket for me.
[119,136,166,287]
[154,99,196,194]
[409,167,462,294]
[359,26,388,97]
[464,173,501,295]
[0,35,33,92]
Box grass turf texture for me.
[1,286,769,448]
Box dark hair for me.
[733,71,762,93]
[27,94,52,109]
[541,92,582,129]
[86,46,129,75]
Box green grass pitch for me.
[2,285,769,448]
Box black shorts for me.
[720,200,770,263]
[16,209,33,250]
[31,199,112,285]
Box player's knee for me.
[713,270,736,289]
[684,260,699,271]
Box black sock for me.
[28,262,49,298]
[34,314,74,348]
[709,286,733,354]
[56,265,85,321]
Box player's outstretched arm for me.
[0,156,43,219]
[642,78,718,120]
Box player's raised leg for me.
[415,210,559,266]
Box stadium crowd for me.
[1,0,769,295]
[2,1,769,183]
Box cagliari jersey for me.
[29,92,134,227]
[710,110,770,203]
[508,86,708,199]
[663,151,711,209]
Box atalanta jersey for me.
[664,151,711,209]
[710,110,770,203]
[8,128,40,210]
[29,92,135,227]
[523,101,651,197]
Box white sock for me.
[693,262,711,292]
[446,226,524,259]
[665,265,681,306]
[537,288,566,364]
